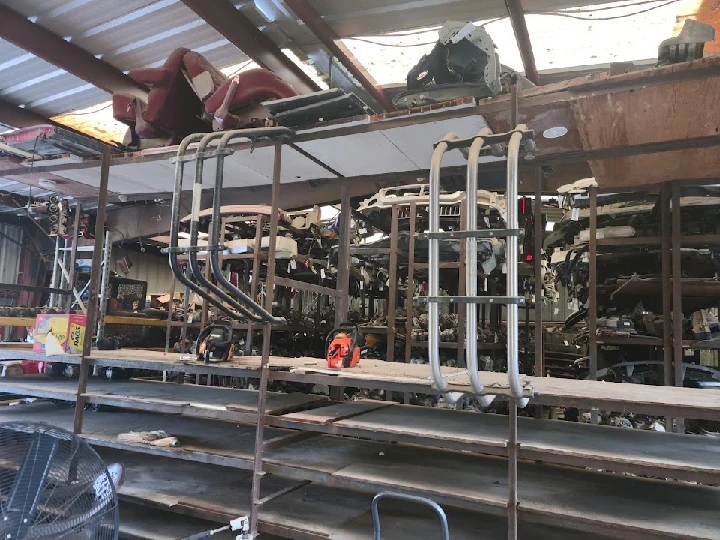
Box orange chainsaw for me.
[325,324,361,369]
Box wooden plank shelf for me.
[0,348,718,420]
[2,382,720,486]
[1,402,719,539]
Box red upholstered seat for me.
[204,68,297,130]
[183,50,227,102]
[112,47,210,145]
[112,50,297,144]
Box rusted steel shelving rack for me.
[586,182,720,433]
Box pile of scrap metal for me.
[112,48,370,148]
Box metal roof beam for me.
[284,0,394,111]
[180,0,320,94]
[0,5,148,100]
[505,0,540,85]
[0,98,56,129]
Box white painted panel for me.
[214,157,268,188]
[58,161,177,194]
[381,114,494,169]
[297,131,416,176]
[229,145,332,184]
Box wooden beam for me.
[505,0,540,85]
[180,0,319,94]
[284,0,394,111]
[0,5,147,99]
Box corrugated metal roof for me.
[0,0,251,116]
[0,0,628,120]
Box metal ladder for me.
[424,122,536,540]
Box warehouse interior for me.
[0,0,718,539]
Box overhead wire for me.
[347,0,680,48]
[531,0,681,20]
[543,0,680,13]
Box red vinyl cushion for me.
[204,68,297,117]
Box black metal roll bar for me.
[167,128,294,325]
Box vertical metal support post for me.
[405,203,416,362]
[506,86,520,540]
[534,167,543,377]
[49,236,60,308]
[249,142,282,538]
[197,252,212,385]
[66,202,82,314]
[60,239,69,291]
[588,186,598,380]
[457,200,466,367]
[180,280,191,352]
[73,147,111,434]
[508,400,518,540]
[335,185,352,327]
[386,205,399,362]
[164,277,177,354]
[671,182,684,433]
[246,215,265,354]
[96,229,111,341]
[661,183,672,387]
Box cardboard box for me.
[33,314,86,354]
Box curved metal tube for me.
[428,133,458,394]
[207,128,295,325]
[187,132,268,322]
[169,133,242,320]
[465,128,495,405]
[372,492,449,540]
[506,126,529,406]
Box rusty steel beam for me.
[284,0,394,111]
[505,0,540,85]
[0,5,147,99]
[181,0,319,94]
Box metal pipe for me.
[508,400,518,540]
[466,128,495,405]
[168,132,266,321]
[506,128,528,406]
[49,235,59,307]
[187,132,266,323]
[207,128,294,324]
[372,492,449,540]
[169,133,239,320]
[428,133,457,394]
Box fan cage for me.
[0,422,119,540]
